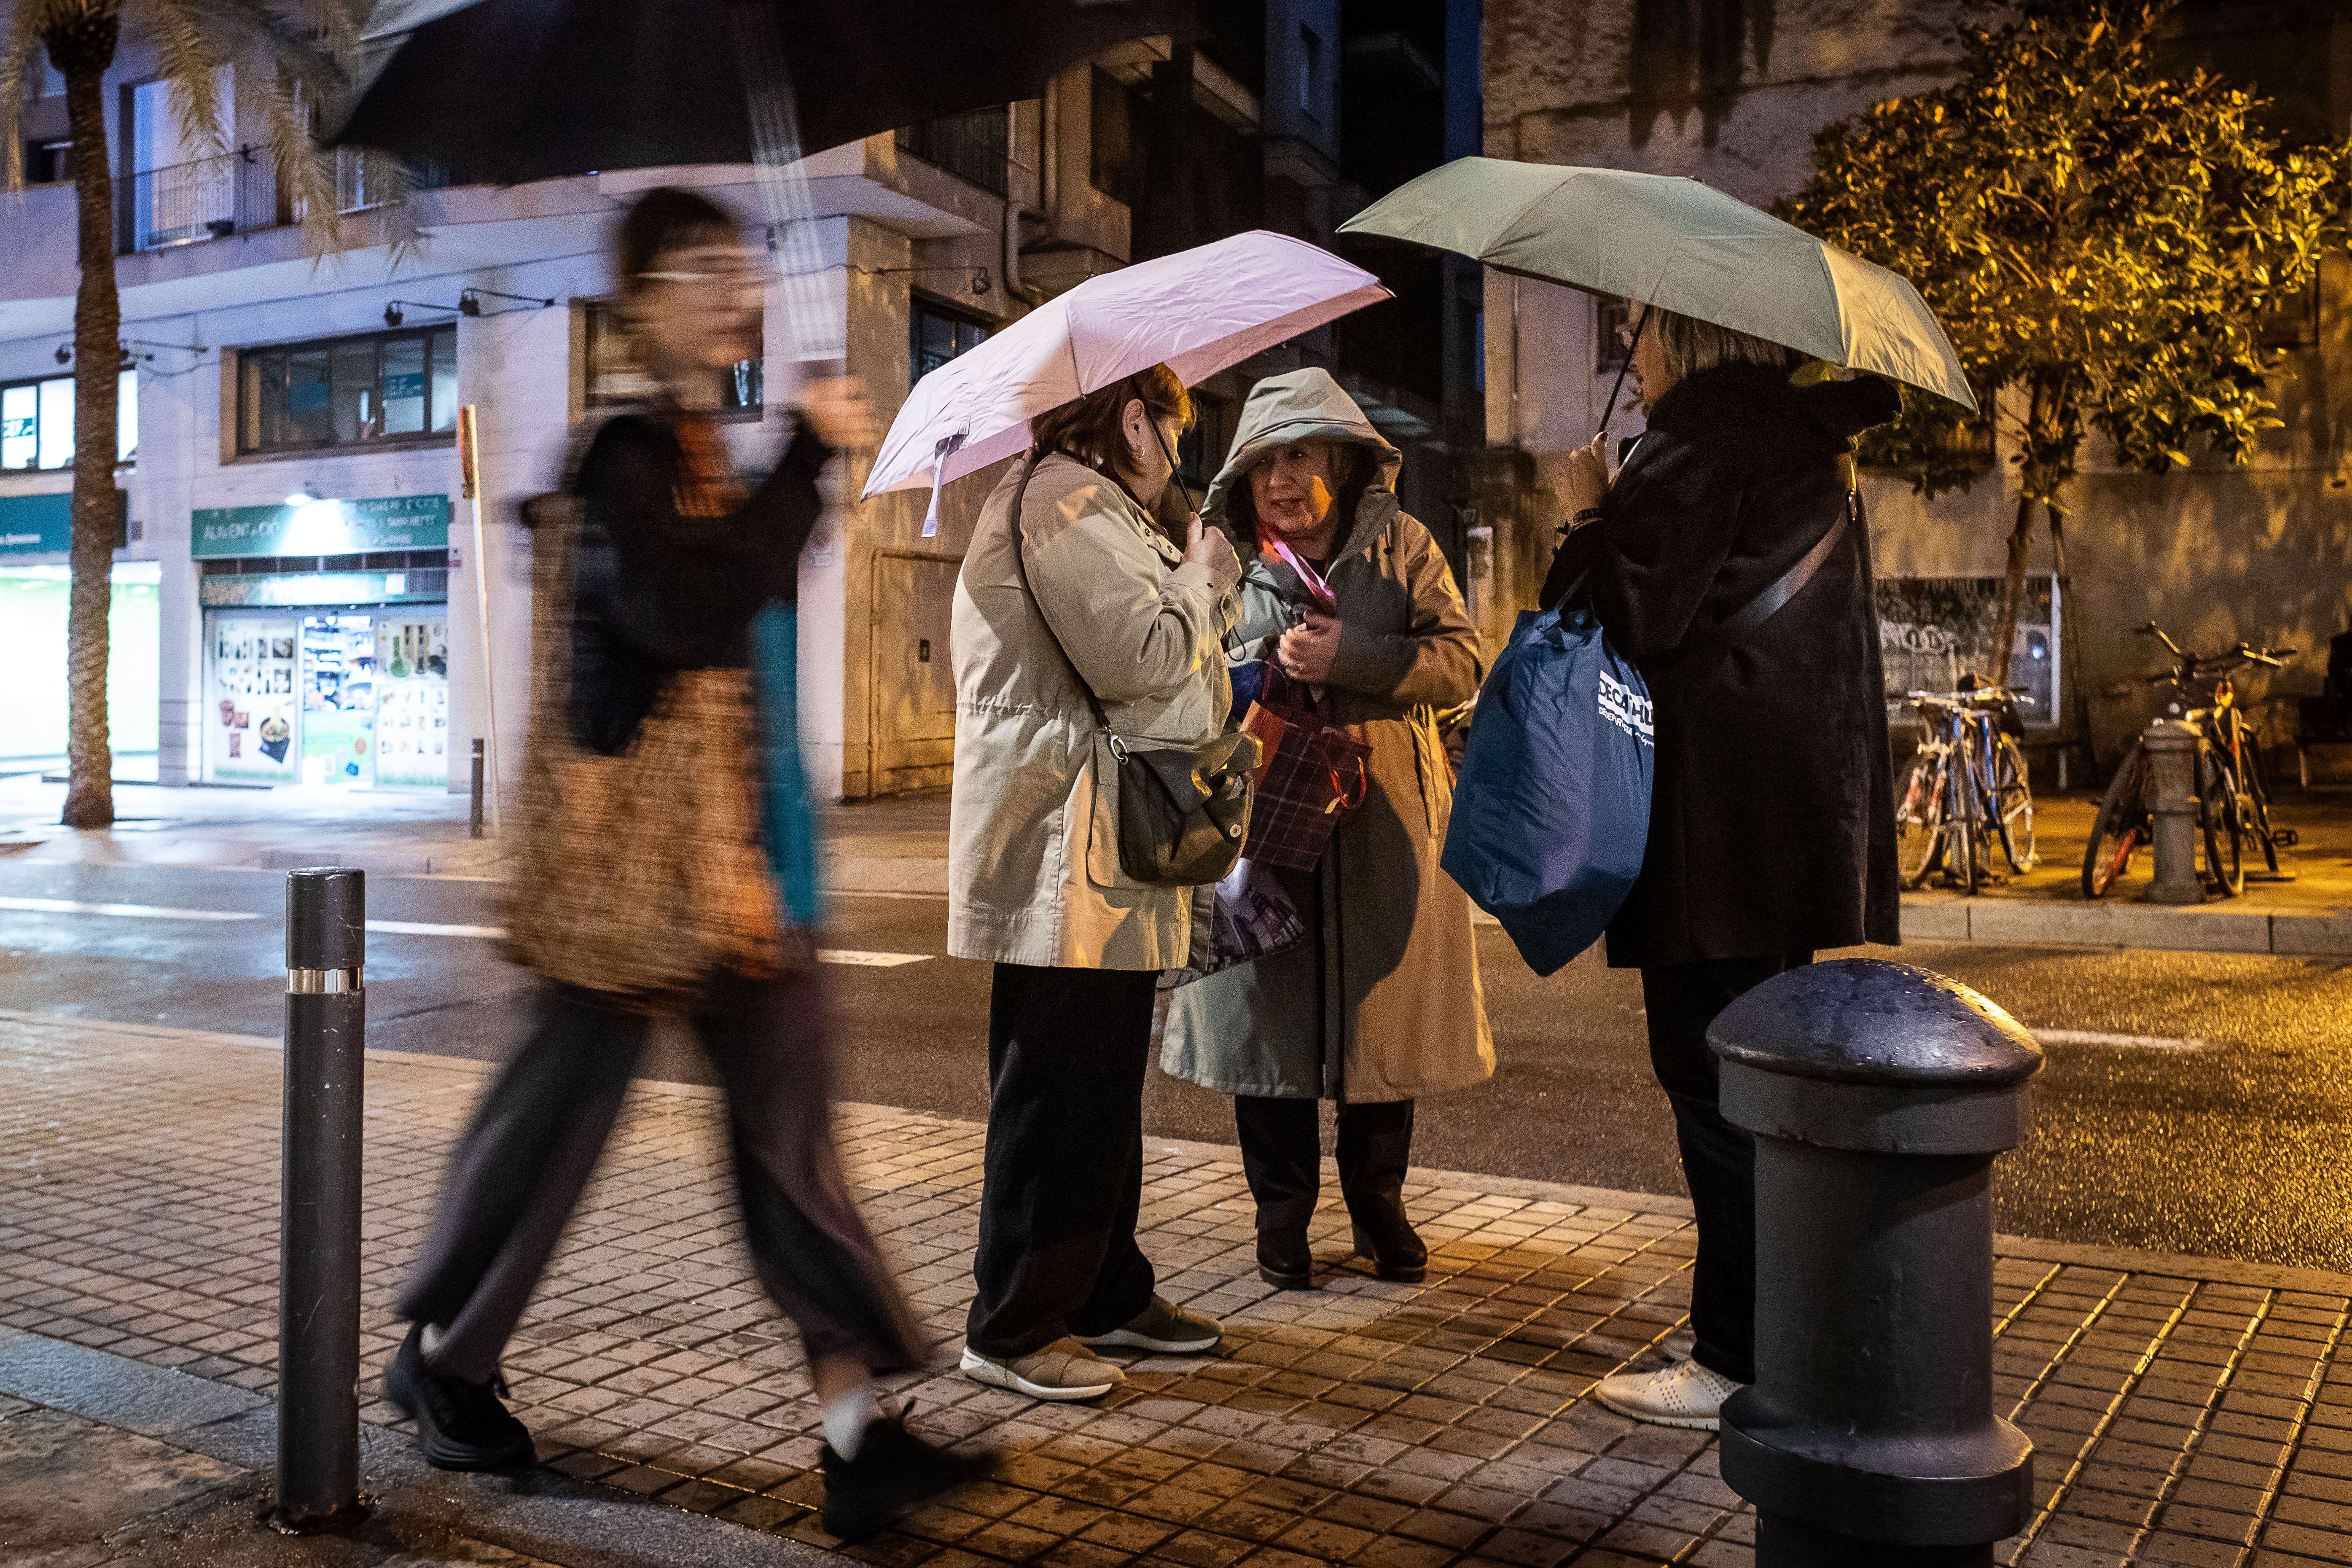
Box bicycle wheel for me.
[1991,732,2037,874]
[2083,742,2149,898]
[2204,759,2246,898]
[1895,753,1947,888]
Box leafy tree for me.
[0,3,372,827]
[1778,0,2346,734]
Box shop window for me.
[237,326,457,455]
[580,301,762,416]
[0,369,138,470]
[911,297,990,384]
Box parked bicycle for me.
[2081,624,2294,899]
[1894,681,2037,893]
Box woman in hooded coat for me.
[1161,368,1492,1291]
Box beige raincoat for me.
[947,452,1238,970]
[1160,370,1493,1102]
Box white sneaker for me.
[959,1337,1124,1402]
[1591,1358,1744,1431]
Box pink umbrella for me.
[864,230,1390,533]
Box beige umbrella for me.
[1340,157,1976,411]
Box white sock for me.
[823,1383,882,1460]
[419,1323,446,1360]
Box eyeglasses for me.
[636,266,777,292]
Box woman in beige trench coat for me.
[1161,368,1493,1290]
[948,368,1243,1402]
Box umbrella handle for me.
[1596,302,1650,443]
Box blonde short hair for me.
[1640,304,1803,388]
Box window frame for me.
[0,368,138,471]
[909,293,993,387]
[231,324,459,459]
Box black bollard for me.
[1709,959,2041,1568]
[469,739,486,840]
[272,868,368,1532]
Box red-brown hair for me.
[1031,365,1193,482]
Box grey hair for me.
[1639,303,1802,394]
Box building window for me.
[237,326,457,455]
[896,107,1009,197]
[24,138,72,184]
[0,370,137,470]
[912,297,991,384]
[1090,67,1138,206]
[1594,296,1633,375]
[1299,27,1322,116]
[580,301,763,416]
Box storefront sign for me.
[0,491,73,555]
[200,571,448,609]
[191,493,449,559]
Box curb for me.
[1902,894,2352,956]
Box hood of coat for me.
[1203,368,1404,565]
[1645,363,1902,455]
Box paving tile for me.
[0,1013,2345,1568]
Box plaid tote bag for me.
[1236,663,1371,871]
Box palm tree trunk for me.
[56,21,123,830]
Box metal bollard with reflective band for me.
[1708,959,2043,1568]
[272,868,368,1532]
[2142,719,2204,905]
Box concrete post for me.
[1709,959,2043,1568]
[273,868,368,1532]
[2142,719,2205,905]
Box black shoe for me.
[820,1412,990,1542]
[1351,1210,1428,1283]
[1256,1229,1315,1290]
[384,1323,536,1471]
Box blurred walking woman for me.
[1161,369,1491,1290]
[1543,301,1900,1431]
[949,368,1242,1401]
[392,188,976,1541]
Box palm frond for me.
[0,1,60,192]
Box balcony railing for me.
[121,147,452,253]
[896,107,1009,196]
[123,145,284,252]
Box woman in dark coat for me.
[1541,301,1901,1430]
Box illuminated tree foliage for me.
[1778,0,2347,684]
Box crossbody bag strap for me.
[1006,452,1124,753]
[1687,452,1860,666]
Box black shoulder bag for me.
[1007,455,1260,887]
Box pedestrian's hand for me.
[1562,430,1610,515]
[1278,611,1341,684]
[1185,518,1241,589]
[797,377,875,451]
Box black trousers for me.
[1639,952,1813,1386]
[399,971,925,1385]
[965,962,1160,1359]
[1232,1097,1415,1234]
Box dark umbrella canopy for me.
[335,0,1187,186]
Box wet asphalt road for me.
[2,857,2347,1274]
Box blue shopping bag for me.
[1441,598,1655,976]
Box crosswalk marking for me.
[2036,1028,2208,1051]
[0,898,936,967]
[0,896,261,923]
